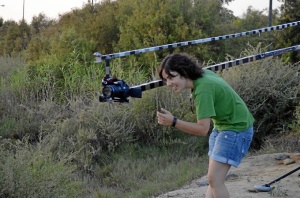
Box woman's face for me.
[161,69,189,93]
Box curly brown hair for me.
[158,53,204,80]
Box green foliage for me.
[223,6,281,59]
[276,0,300,62]
[117,0,186,50]
[91,0,123,54]
[0,56,36,139]
[27,28,103,101]
[115,0,232,64]
[109,57,150,85]
[25,14,56,62]
[0,56,27,94]
[30,13,56,35]
[0,21,21,55]
[0,20,30,56]
[0,0,288,75]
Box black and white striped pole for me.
[94,21,300,102]
[94,21,300,62]
[128,44,300,94]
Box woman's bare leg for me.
[205,158,231,198]
[205,185,213,198]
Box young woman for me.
[156,53,254,198]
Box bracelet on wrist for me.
[172,117,177,127]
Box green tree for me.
[25,14,57,62]
[0,20,30,56]
[89,0,120,54]
[225,7,273,58]
[114,0,230,70]
[276,0,300,62]
[0,21,21,55]
[188,0,229,62]
[30,13,55,35]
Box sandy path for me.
[156,153,300,198]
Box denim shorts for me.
[208,126,253,168]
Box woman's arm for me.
[157,108,211,136]
[175,118,211,136]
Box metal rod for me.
[23,0,25,21]
[269,0,273,27]
[94,21,300,61]
[266,166,300,186]
[129,44,300,92]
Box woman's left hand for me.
[157,108,174,126]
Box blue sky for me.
[0,0,282,23]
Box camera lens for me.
[103,86,112,97]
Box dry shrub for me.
[34,98,137,173]
[0,96,137,174]
[0,138,88,198]
[221,46,300,149]
[0,100,66,141]
[254,132,300,154]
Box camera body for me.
[99,76,142,102]
[94,53,164,103]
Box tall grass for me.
[90,145,208,198]
[0,138,89,198]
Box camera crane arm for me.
[94,21,300,102]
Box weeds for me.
[89,145,208,198]
[0,138,89,198]
[269,185,288,197]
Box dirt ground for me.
[156,153,300,198]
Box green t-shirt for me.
[192,70,254,132]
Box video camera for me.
[99,75,142,102]
[94,52,165,103]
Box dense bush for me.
[291,104,300,134]
[221,45,300,149]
